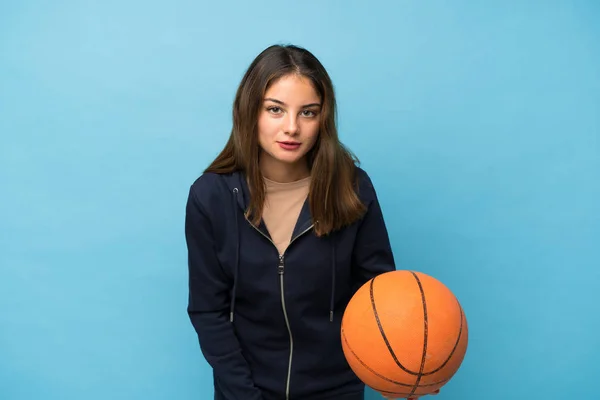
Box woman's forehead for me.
[264,75,321,105]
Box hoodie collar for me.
[223,170,314,240]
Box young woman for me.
[185,44,422,400]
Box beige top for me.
[262,176,311,255]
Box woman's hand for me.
[383,388,440,400]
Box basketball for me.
[341,270,468,398]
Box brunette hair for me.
[205,44,366,236]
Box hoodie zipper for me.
[245,216,313,400]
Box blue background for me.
[1,1,599,399]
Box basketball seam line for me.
[369,278,414,375]
[410,271,428,397]
[369,273,465,376]
[340,327,450,388]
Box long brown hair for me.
[205,44,366,236]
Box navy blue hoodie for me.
[185,167,395,400]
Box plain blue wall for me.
[1,1,599,399]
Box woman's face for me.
[257,74,321,179]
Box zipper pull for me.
[278,255,285,275]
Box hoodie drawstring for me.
[329,234,336,322]
[230,187,240,323]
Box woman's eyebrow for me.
[264,98,321,108]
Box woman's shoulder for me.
[188,171,237,209]
[354,166,379,202]
[354,166,372,184]
[190,171,224,190]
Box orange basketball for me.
[341,270,468,398]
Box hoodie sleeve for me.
[351,172,396,287]
[185,185,264,400]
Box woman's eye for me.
[301,110,316,117]
[267,107,282,114]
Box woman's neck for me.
[259,156,310,183]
